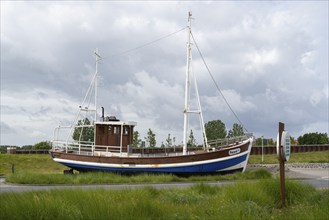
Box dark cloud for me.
[0,122,15,135]
[1,1,328,145]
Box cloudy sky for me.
[1,1,328,146]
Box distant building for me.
[7,147,16,154]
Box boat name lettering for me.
[229,148,240,155]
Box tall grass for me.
[1,179,328,220]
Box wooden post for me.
[278,122,286,208]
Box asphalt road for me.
[285,167,329,189]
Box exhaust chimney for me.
[101,107,104,121]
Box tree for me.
[33,141,52,150]
[72,118,94,142]
[21,145,33,150]
[132,131,142,147]
[227,123,244,138]
[145,128,156,148]
[255,137,274,146]
[205,119,227,141]
[165,133,172,147]
[187,129,196,147]
[290,136,297,145]
[297,132,328,145]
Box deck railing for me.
[207,134,252,148]
[52,139,127,156]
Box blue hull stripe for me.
[59,154,248,173]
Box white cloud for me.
[1,89,80,145]
[310,88,328,107]
[245,48,279,73]
[202,89,256,116]
[98,71,185,143]
[298,121,329,137]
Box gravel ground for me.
[247,163,329,179]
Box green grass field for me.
[0,154,66,176]
[248,150,329,164]
[1,179,328,220]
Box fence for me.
[15,149,50,154]
[251,144,329,155]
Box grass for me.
[0,154,66,176]
[1,179,328,220]
[248,150,329,164]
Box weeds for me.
[5,169,272,185]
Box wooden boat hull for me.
[49,138,252,175]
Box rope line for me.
[190,31,248,132]
[102,27,187,59]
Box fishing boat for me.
[49,12,253,175]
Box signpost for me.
[282,131,291,162]
[277,122,291,208]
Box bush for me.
[297,132,328,145]
[33,141,52,150]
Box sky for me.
[1,1,328,146]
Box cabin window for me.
[108,126,112,133]
[123,126,128,135]
[114,126,119,134]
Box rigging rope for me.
[102,27,187,59]
[190,31,248,132]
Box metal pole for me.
[261,136,264,162]
[278,122,286,208]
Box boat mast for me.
[183,12,192,155]
[93,49,101,155]
[94,48,101,121]
[183,12,209,154]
